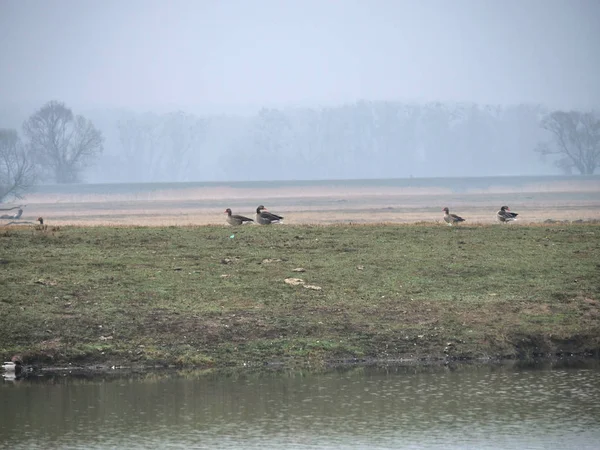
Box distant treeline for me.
[84,101,553,183]
[1,101,570,185]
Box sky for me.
[1,0,599,113]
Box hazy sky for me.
[1,0,599,112]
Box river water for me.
[1,361,599,449]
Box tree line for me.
[108,102,600,182]
[1,100,599,203]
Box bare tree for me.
[23,101,104,183]
[117,111,204,182]
[0,128,36,203]
[536,111,600,175]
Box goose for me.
[2,358,23,375]
[224,208,254,226]
[255,205,284,225]
[442,207,465,226]
[36,217,48,231]
[497,206,518,223]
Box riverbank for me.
[1,223,599,369]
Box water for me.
[2,361,600,449]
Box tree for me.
[117,111,205,182]
[0,128,36,203]
[536,111,600,175]
[23,101,104,183]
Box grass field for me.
[1,223,599,368]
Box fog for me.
[1,0,599,183]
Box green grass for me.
[1,223,599,368]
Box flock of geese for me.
[2,204,518,231]
[224,205,519,226]
[443,205,518,225]
[225,205,284,226]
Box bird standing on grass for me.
[255,205,284,225]
[442,207,465,226]
[224,208,254,226]
[36,217,47,230]
[497,206,518,223]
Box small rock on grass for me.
[35,279,58,286]
[284,278,322,290]
[303,284,322,291]
[262,258,283,264]
[221,257,241,264]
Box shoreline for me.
[6,353,600,382]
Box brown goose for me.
[497,206,518,223]
[36,217,48,231]
[224,208,254,226]
[442,207,465,226]
[255,205,284,225]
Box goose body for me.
[443,207,465,226]
[497,206,518,223]
[255,205,284,225]
[224,208,254,226]
[35,217,48,231]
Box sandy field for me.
[3,178,600,227]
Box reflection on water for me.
[2,360,600,449]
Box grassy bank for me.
[1,223,599,368]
